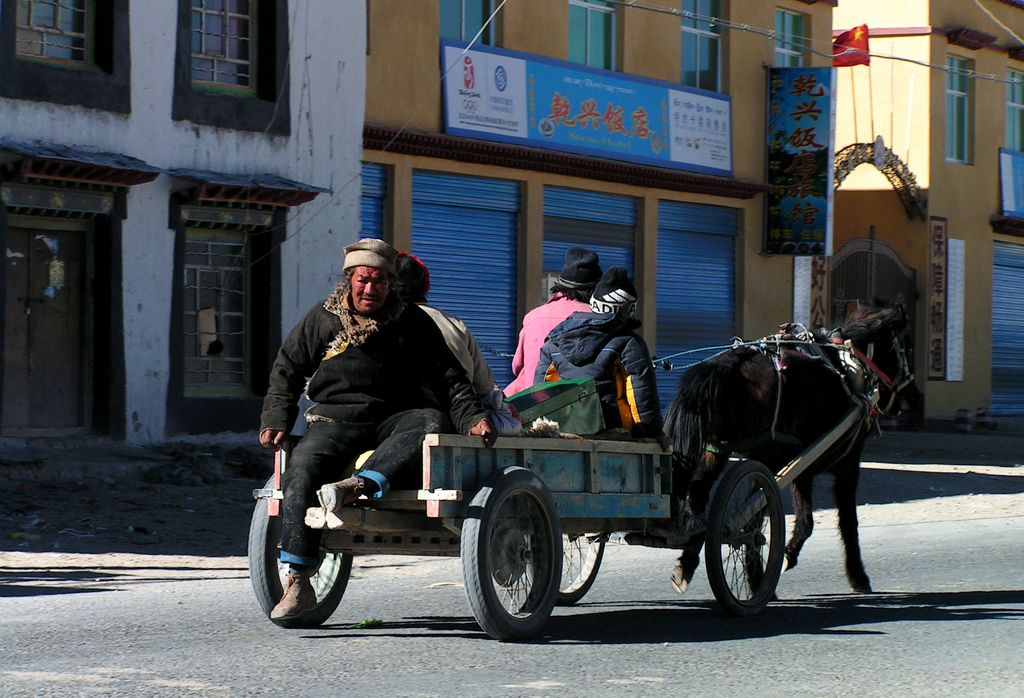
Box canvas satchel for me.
[505,378,606,435]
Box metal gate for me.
[411,171,520,387]
[654,200,737,409]
[991,241,1024,413]
[830,238,916,331]
[543,187,636,294]
[360,162,387,240]
[830,237,918,423]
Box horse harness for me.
[705,323,913,459]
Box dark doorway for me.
[2,223,89,433]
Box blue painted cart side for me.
[419,434,672,520]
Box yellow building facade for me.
[833,0,1024,419]
[362,0,836,400]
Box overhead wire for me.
[240,0,509,273]
[245,0,1024,273]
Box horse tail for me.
[665,360,726,470]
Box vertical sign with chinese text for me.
[765,67,836,256]
[927,217,947,380]
[946,239,965,382]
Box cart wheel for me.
[705,460,784,616]
[461,466,562,641]
[557,534,605,606]
[248,477,353,628]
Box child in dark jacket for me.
[535,266,665,442]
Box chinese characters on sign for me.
[442,42,732,177]
[765,67,836,255]
[792,255,832,329]
[927,217,947,381]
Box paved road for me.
[2,489,1021,697]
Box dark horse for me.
[665,300,920,595]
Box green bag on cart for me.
[506,378,606,435]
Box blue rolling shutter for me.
[655,201,737,409]
[543,186,636,277]
[360,162,387,239]
[991,242,1024,413]
[411,171,519,387]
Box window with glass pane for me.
[774,9,804,67]
[946,56,972,163]
[1007,70,1024,151]
[681,0,721,91]
[440,0,495,45]
[568,0,615,70]
[191,0,255,91]
[15,0,90,63]
[184,229,249,393]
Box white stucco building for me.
[1,1,365,442]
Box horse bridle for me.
[852,332,915,415]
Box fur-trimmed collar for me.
[321,282,405,359]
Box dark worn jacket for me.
[535,311,663,436]
[260,286,485,435]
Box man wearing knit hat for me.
[259,238,494,622]
[534,266,666,446]
[504,246,603,396]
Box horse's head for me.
[839,301,921,417]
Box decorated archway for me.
[833,136,927,220]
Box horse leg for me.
[671,451,724,594]
[834,457,872,593]
[785,475,815,572]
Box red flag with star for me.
[833,24,870,67]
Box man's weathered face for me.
[350,266,390,313]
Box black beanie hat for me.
[590,266,638,318]
[556,247,602,289]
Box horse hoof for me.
[853,584,873,594]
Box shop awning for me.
[168,168,331,207]
[0,137,160,187]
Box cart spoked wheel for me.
[557,534,605,606]
[248,477,353,628]
[461,466,562,641]
[705,460,785,616]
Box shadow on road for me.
[296,589,1024,644]
[0,566,248,598]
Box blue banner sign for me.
[999,148,1024,217]
[765,67,836,256]
[442,41,732,177]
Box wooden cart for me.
[248,434,787,641]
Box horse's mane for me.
[837,300,907,341]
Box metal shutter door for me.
[411,171,520,387]
[655,200,737,409]
[360,162,387,239]
[992,242,1024,413]
[543,186,636,276]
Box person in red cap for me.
[504,247,602,396]
[258,238,494,621]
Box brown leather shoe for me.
[270,572,316,620]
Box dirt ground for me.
[1,441,271,559]
[1,430,1022,566]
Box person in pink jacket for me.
[504,247,602,396]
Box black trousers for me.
[279,408,451,565]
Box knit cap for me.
[589,266,638,318]
[343,238,398,275]
[556,247,602,289]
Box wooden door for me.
[2,226,85,431]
